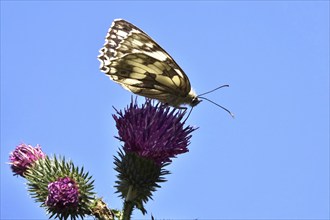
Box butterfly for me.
[98,19,233,116]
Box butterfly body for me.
[98,19,201,108]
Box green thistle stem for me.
[122,185,134,220]
[122,200,134,220]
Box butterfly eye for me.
[191,97,202,107]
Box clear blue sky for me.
[1,1,329,219]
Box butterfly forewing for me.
[98,19,199,108]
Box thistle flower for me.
[113,99,196,165]
[113,99,196,216]
[9,143,46,177]
[24,156,96,219]
[45,177,79,211]
[9,143,114,219]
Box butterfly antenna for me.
[199,97,234,118]
[197,85,230,97]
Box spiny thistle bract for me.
[24,156,96,220]
[114,150,170,215]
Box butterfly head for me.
[186,89,201,107]
[190,96,202,107]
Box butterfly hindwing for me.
[108,53,191,104]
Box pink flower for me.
[113,99,196,165]
[9,143,46,177]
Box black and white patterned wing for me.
[98,19,198,107]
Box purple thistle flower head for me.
[45,177,79,211]
[113,99,197,165]
[9,143,46,177]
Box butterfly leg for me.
[182,107,193,124]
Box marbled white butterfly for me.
[98,19,233,116]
